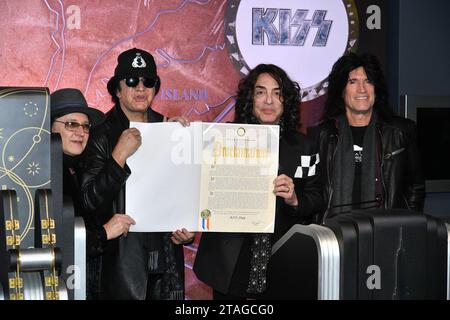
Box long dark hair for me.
[234,64,301,132]
[323,52,394,121]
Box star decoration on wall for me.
[24,101,39,117]
[26,161,40,176]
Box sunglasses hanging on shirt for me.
[124,77,158,88]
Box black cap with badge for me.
[107,48,161,99]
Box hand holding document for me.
[126,122,279,233]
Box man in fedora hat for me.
[80,48,194,300]
[51,88,136,299]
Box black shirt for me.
[350,125,367,209]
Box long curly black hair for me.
[323,52,394,121]
[234,64,301,132]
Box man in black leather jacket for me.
[51,88,135,299]
[80,48,194,300]
[194,64,322,299]
[309,53,425,223]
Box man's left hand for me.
[273,174,298,207]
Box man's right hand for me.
[112,128,142,167]
[103,214,136,240]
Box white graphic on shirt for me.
[354,145,363,163]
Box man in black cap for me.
[80,48,194,299]
[51,88,135,299]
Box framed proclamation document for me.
[198,123,279,232]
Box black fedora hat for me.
[51,88,105,127]
[107,48,160,98]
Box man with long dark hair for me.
[311,52,425,223]
[194,64,322,299]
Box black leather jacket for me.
[311,115,425,223]
[80,104,187,300]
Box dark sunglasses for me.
[54,120,92,133]
[124,77,158,88]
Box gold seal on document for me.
[200,209,212,219]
